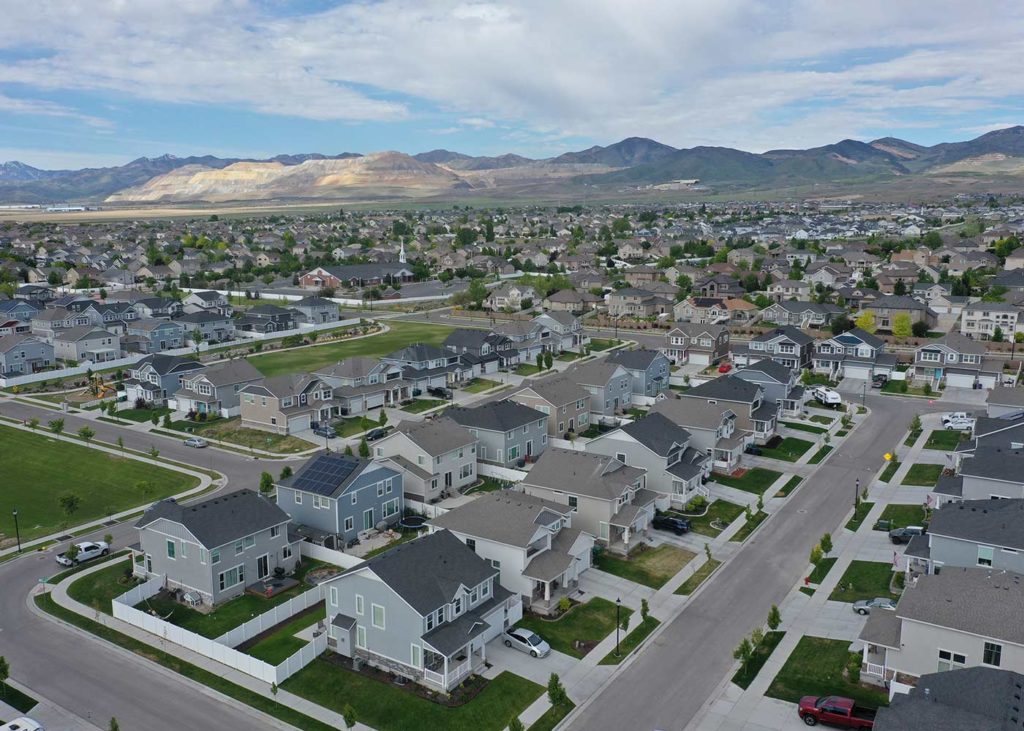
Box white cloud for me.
[0,92,111,129]
[0,0,1021,151]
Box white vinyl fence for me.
[216,585,325,648]
[404,499,449,519]
[112,575,328,684]
[298,541,364,569]
[477,463,528,481]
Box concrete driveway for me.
[939,386,990,405]
[484,641,578,686]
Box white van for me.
[1,718,44,731]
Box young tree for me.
[27,416,39,431]
[543,351,553,370]
[378,409,388,427]
[508,718,525,731]
[59,492,81,524]
[0,655,8,698]
[108,718,120,731]
[910,414,922,433]
[342,703,357,731]
[733,637,753,668]
[640,598,650,622]
[344,444,354,456]
[192,328,204,355]
[358,437,370,458]
[49,418,65,435]
[767,604,782,631]
[259,471,274,496]
[891,313,912,338]
[65,542,81,564]
[751,626,765,649]
[911,320,930,338]
[77,426,95,443]
[854,310,877,334]
[704,542,712,562]
[819,532,833,557]
[116,436,125,455]
[536,352,544,371]
[279,465,293,480]
[547,673,567,707]
[993,326,1005,343]
[620,612,630,633]
[810,544,823,566]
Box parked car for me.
[870,374,888,388]
[812,387,842,406]
[851,597,896,615]
[0,718,45,731]
[504,627,551,658]
[718,363,732,373]
[745,445,763,456]
[889,526,926,544]
[797,696,875,728]
[944,418,974,431]
[313,425,337,439]
[941,411,969,425]
[427,386,453,399]
[364,426,392,442]
[183,436,208,448]
[652,515,691,535]
[56,540,109,566]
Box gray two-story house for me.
[605,348,671,398]
[678,375,778,445]
[173,359,263,417]
[277,453,403,548]
[373,417,478,501]
[52,326,121,364]
[313,357,411,417]
[733,326,814,372]
[0,333,54,376]
[291,296,340,325]
[733,360,803,417]
[124,319,187,354]
[178,311,235,344]
[124,353,206,405]
[132,490,300,607]
[322,529,520,692]
[446,400,548,467]
[812,327,896,381]
[569,360,632,417]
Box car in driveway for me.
[944,418,974,431]
[852,597,896,615]
[364,426,392,441]
[871,374,888,388]
[941,411,969,425]
[889,525,926,544]
[652,515,691,535]
[427,385,453,399]
[718,363,732,374]
[313,425,337,439]
[183,436,208,448]
[56,540,109,566]
[504,627,551,658]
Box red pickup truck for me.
[798,696,876,728]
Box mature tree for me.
[829,314,853,336]
[911,320,930,338]
[854,310,877,334]
[893,279,907,296]
[891,313,912,338]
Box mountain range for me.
[2,127,1023,205]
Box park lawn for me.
[759,437,813,463]
[401,398,447,414]
[528,700,576,731]
[248,321,454,377]
[879,459,901,483]
[594,544,694,589]
[845,502,875,532]
[808,445,833,464]
[877,503,928,529]
[285,661,543,731]
[245,608,323,665]
[776,476,802,497]
[0,425,198,542]
[781,421,827,435]
[168,417,315,454]
[675,559,722,595]
[733,631,786,690]
[589,338,621,351]
[118,406,173,423]
[713,467,782,494]
[462,378,501,393]
[677,500,745,537]
[901,463,943,487]
[598,616,661,665]
[730,511,768,543]
[517,598,632,659]
[766,636,888,709]
[829,561,899,603]
[924,429,964,451]
[807,557,837,585]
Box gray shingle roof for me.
[514,376,589,406]
[606,348,666,370]
[523,448,645,501]
[736,359,793,384]
[651,397,736,430]
[135,490,289,549]
[446,400,545,433]
[428,492,571,547]
[618,412,693,457]
[193,359,262,386]
[394,416,475,455]
[987,386,1024,409]
[928,498,1024,550]
[959,447,1024,482]
[752,325,813,346]
[874,667,1024,731]
[568,360,626,386]
[682,374,762,404]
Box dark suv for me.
[889,526,926,544]
[652,515,691,535]
[428,386,453,399]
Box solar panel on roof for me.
[292,454,361,496]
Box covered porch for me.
[422,616,490,692]
[524,549,581,616]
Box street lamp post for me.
[855,478,861,511]
[862,382,867,408]
[12,509,21,553]
[615,597,622,657]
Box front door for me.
[257,554,269,580]
[363,508,375,531]
[526,440,533,456]
[445,472,453,489]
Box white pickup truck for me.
[55,540,109,567]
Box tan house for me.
[239,373,335,435]
[510,376,591,437]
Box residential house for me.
[373,417,478,502]
[696,274,742,298]
[131,296,183,320]
[173,359,263,417]
[986,386,1024,418]
[123,319,186,354]
[131,490,300,607]
[532,311,587,353]
[485,282,536,311]
[805,262,853,288]
[320,529,520,693]
[124,354,205,405]
[605,348,671,398]
[586,412,709,499]
[0,334,54,375]
[606,288,672,318]
[677,375,777,444]
[30,307,92,339]
[381,343,464,390]
[235,304,297,334]
[761,300,844,328]
[510,376,591,437]
[291,296,340,325]
[673,296,730,325]
[441,329,509,372]
[427,493,591,615]
[446,400,548,467]
[568,360,632,417]
[299,263,414,289]
[240,374,335,435]
[961,301,1021,341]
[182,290,232,316]
[835,286,880,311]
[732,360,804,417]
[542,288,600,314]
[178,311,235,344]
[313,357,411,417]
[277,453,403,548]
[812,327,896,381]
[914,333,998,389]
[866,295,938,332]
[662,322,731,366]
[519,449,655,554]
[767,279,811,302]
[623,265,662,286]
[733,325,814,371]
[52,326,121,364]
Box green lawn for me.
[882,381,932,397]
[903,429,922,447]
[517,598,633,659]
[332,416,377,437]
[877,503,928,529]
[117,406,173,423]
[589,338,622,351]
[879,459,901,482]
[829,561,899,603]
[556,351,583,361]
[781,421,827,435]
[529,700,575,731]
[515,363,543,376]
[713,468,782,494]
[808,445,833,464]
[0,681,38,713]
[66,559,142,613]
[598,616,661,665]
[675,500,745,537]
[766,636,889,709]
[809,414,835,425]
[807,557,837,584]
[248,321,455,377]
[901,463,943,487]
[675,559,722,595]
[462,378,501,393]
[245,607,323,665]
[401,398,447,413]
[730,511,768,543]
[923,429,964,451]
[799,586,815,597]
[594,544,694,589]
[464,477,511,495]
[733,631,786,689]
[776,476,803,497]
[0,425,199,542]
[167,417,315,454]
[845,502,875,532]
[760,437,814,463]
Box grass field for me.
[594,544,694,589]
[517,598,632,659]
[168,417,315,454]
[247,321,454,377]
[675,559,722,595]
[462,378,501,393]
[901,463,943,487]
[877,503,928,528]
[713,468,782,494]
[760,437,814,462]
[117,406,173,423]
[766,636,888,709]
[829,561,899,603]
[245,607,323,664]
[923,429,964,451]
[285,661,542,731]
[401,398,447,413]
[0,425,198,543]
[676,500,745,537]
[515,363,544,376]
[589,338,622,351]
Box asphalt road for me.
[566,392,952,731]
[0,398,288,731]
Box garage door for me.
[690,352,710,366]
[946,372,976,389]
[288,414,312,433]
[844,364,873,380]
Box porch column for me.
[623,526,631,547]
[443,655,449,687]
[544,581,551,601]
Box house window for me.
[199,548,208,564]
[453,596,463,616]
[385,478,393,494]
[507,445,519,461]
[615,452,627,464]
[235,540,244,555]
[270,526,280,539]
[218,565,244,591]
[356,625,367,649]
[460,463,474,479]
[491,559,501,570]
[382,499,399,518]
[166,540,176,559]
[345,516,354,532]
[426,611,436,632]
[180,541,188,559]
[351,493,357,505]
[244,535,255,549]
[314,495,330,510]
[978,546,994,567]
[211,549,220,565]
[330,586,339,606]
[465,538,476,553]
[377,483,385,497]
[568,495,578,510]
[984,642,1002,667]
[371,604,385,630]
[294,492,302,504]
[482,582,489,597]
[471,587,479,603]
[282,545,292,560]
[356,595,364,615]
[411,644,422,669]
[937,649,966,671]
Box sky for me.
[1,0,1023,169]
